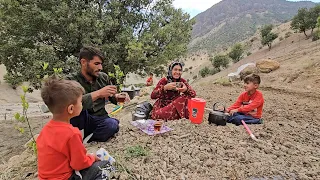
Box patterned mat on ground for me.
[131,119,173,135]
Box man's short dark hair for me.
[244,74,261,84]
[79,46,104,62]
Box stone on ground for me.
[239,65,259,79]
[256,59,280,73]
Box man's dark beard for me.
[86,64,99,80]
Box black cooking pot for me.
[208,103,229,126]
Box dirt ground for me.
[1,81,319,179]
[1,29,320,179]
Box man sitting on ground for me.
[37,78,109,179]
[226,74,264,125]
[67,46,128,142]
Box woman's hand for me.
[164,82,177,91]
[177,82,188,93]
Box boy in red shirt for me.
[37,78,109,180]
[146,73,154,86]
[226,74,264,125]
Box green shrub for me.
[215,78,232,86]
[199,67,211,77]
[183,68,189,72]
[189,66,193,69]
[247,52,252,56]
[312,30,320,41]
[228,43,244,63]
[209,68,220,75]
[193,75,198,79]
[4,74,23,89]
[211,54,229,69]
[279,36,284,41]
[285,32,292,39]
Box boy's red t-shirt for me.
[37,120,95,180]
[146,77,153,85]
[227,90,264,119]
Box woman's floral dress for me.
[150,77,196,120]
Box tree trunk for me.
[268,44,272,51]
[304,30,308,38]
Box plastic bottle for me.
[96,148,116,164]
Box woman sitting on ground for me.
[150,62,196,120]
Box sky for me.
[173,0,320,18]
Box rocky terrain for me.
[1,18,320,180]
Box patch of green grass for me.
[279,36,284,41]
[215,78,232,86]
[125,145,149,158]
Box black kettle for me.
[208,103,229,126]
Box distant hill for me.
[189,0,316,52]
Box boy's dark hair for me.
[41,77,84,114]
[79,46,104,62]
[244,74,261,84]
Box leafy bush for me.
[211,54,229,69]
[199,67,211,77]
[215,78,232,86]
[4,74,23,89]
[193,75,198,79]
[14,84,48,154]
[108,65,125,92]
[0,0,193,89]
[189,66,193,69]
[247,52,252,56]
[291,5,320,38]
[285,32,292,38]
[279,37,284,41]
[210,68,220,75]
[228,43,244,63]
[260,24,278,50]
[314,17,320,41]
[312,30,320,41]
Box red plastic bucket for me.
[188,98,206,124]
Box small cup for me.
[154,121,163,132]
[117,93,126,104]
[176,82,182,88]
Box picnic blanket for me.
[131,119,173,135]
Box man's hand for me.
[229,109,238,116]
[177,82,188,93]
[97,85,117,98]
[164,82,177,91]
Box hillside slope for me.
[189,0,316,52]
